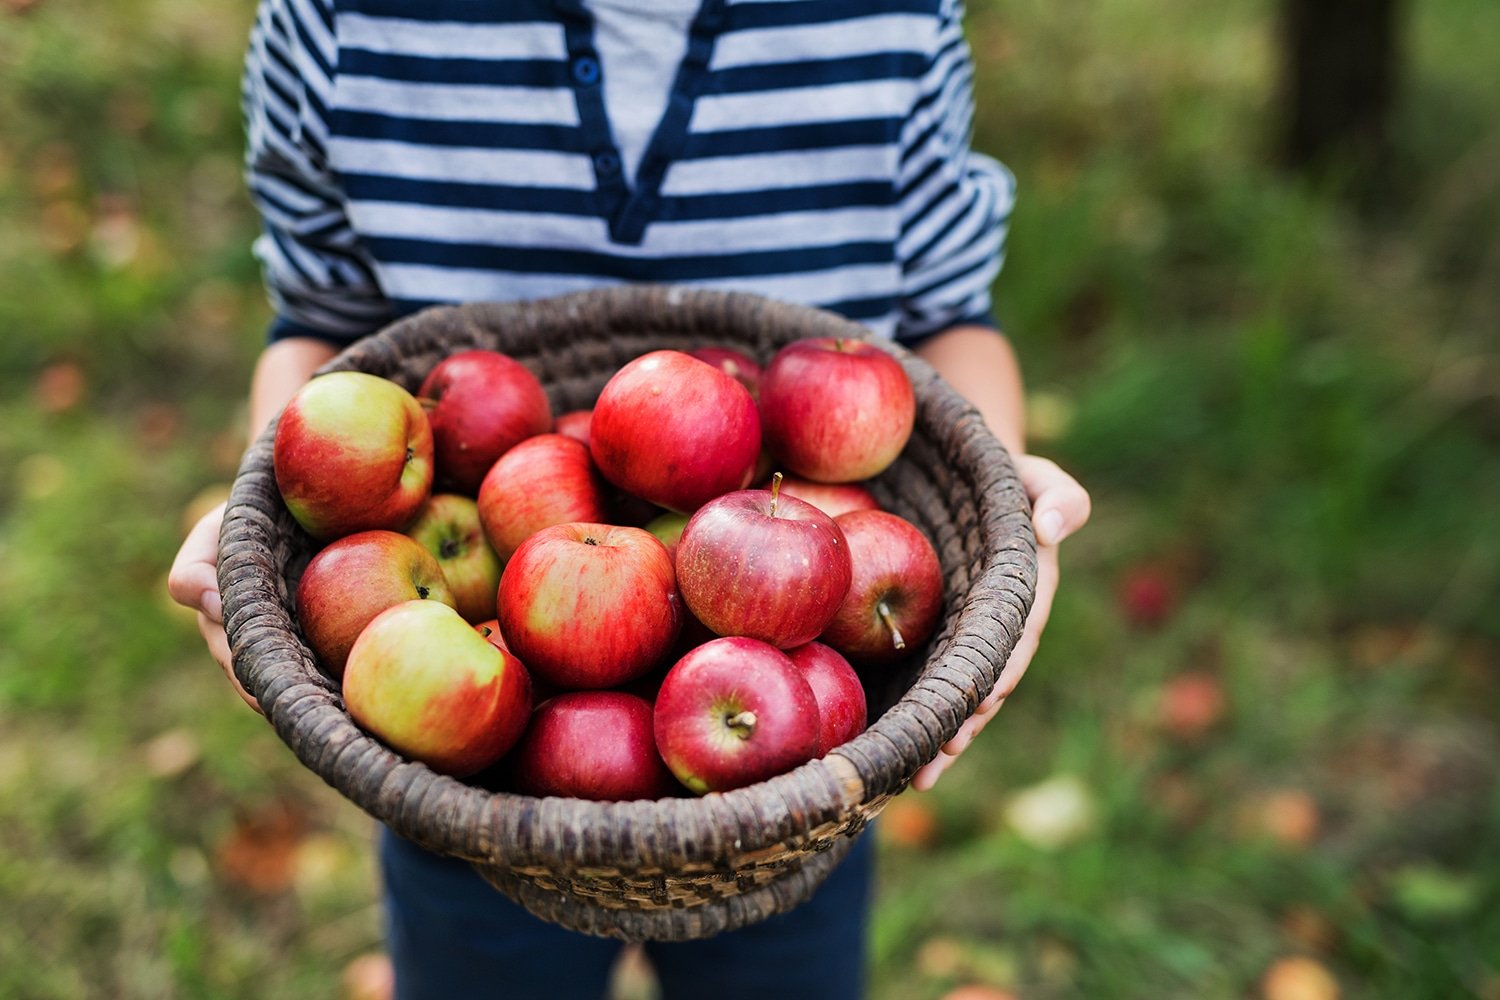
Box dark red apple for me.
[589,350,761,513]
[553,409,592,446]
[675,478,852,648]
[477,433,609,559]
[768,474,880,519]
[406,493,502,623]
[758,337,915,482]
[343,600,532,777]
[273,371,434,540]
[687,346,761,398]
[510,692,678,800]
[497,523,681,689]
[295,529,457,679]
[820,509,943,664]
[786,641,867,756]
[653,636,821,794]
[418,349,552,494]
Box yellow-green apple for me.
[342,600,532,777]
[406,494,502,624]
[644,511,689,559]
[273,371,434,540]
[418,349,552,494]
[589,350,761,513]
[675,478,852,648]
[820,509,943,663]
[786,641,867,756]
[687,345,761,398]
[477,434,609,560]
[295,529,457,679]
[497,523,681,689]
[653,636,820,793]
[509,692,678,800]
[553,409,592,447]
[758,337,915,482]
[767,474,880,519]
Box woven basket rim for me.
[218,285,1038,874]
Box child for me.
[169,1,1090,996]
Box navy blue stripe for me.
[729,1,938,31]
[336,110,586,153]
[906,249,992,303]
[340,172,604,214]
[663,182,898,220]
[712,52,927,94]
[679,118,897,158]
[341,0,555,24]
[363,236,893,282]
[340,49,570,88]
[289,7,334,80]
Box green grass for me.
[1,0,1497,997]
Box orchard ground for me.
[1,0,1496,997]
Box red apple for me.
[295,530,457,679]
[687,346,761,398]
[758,337,915,482]
[477,433,609,560]
[653,636,821,794]
[768,474,880,519]
[406,494,502,624]
[553,409,592,446]
[497,523,681,689]
[786,642,867,756]
[473,619,509,652]
[510,692,678,800]
[273,371,434,540]
[343,600,532,777]
[589,350,761,513]
[418,349,553,494]
[820,509,943,664]
[675,478,852,648]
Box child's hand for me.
[167,501,263,713]
[910,454,1089,791]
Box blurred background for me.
[1,0,1496,996]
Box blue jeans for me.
[379,826,873,1000]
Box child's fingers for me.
[1014,454,1090,546]
[167,502,227,620]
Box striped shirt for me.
[244,0,1015,347]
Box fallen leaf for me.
[214,798,309,895]
[940,987,1019,1000]
[34,361,86,413]
[1258,790,1321,849]
[1158,671,1225,740]
[879,796,940,849]
[142,728,200,779]
[1262,955,1339,1000]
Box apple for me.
[342,600,532,777]
[820,509,943,664]
[553,409,592,447]
[675,476,852,648]
[687,345,761,398]
[644,510,689,559]
[589,350,761,513]
[473,619,508,652]
[273,371,434,540]
[418,349,553,494]
[653,636,820,794]
[786,642,867,756]
[295,529,457,679]
[767,474,880,519]
[758,337,915,482]
[509,691,678,800]
[406,494,502,624]
[497,522,681,689]
[477,433,609,559]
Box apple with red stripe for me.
[509,691,679,800]
[820,509,944,664]
[477,433,609,560]
[418,349,552,494]
[406,494,501,624]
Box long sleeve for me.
[893,0,1015,344]
[244,0,391,344]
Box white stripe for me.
[328,137,596,187]
[350,201,896,255]
[337,77,579,125]
[712,15,936,69]
[691,79,911,131]
[338,14,567,60]
[662,146,896,195]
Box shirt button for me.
[593,150,621,175]
[572,57,601,85]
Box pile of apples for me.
[273,338,944,799]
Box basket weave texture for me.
[218,286,1037,942]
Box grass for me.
[1,0,1496,996]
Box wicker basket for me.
[217,286,1037,942]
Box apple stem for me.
[769,472,783,517]
[876,600,907,651]
[725,710,758,738]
